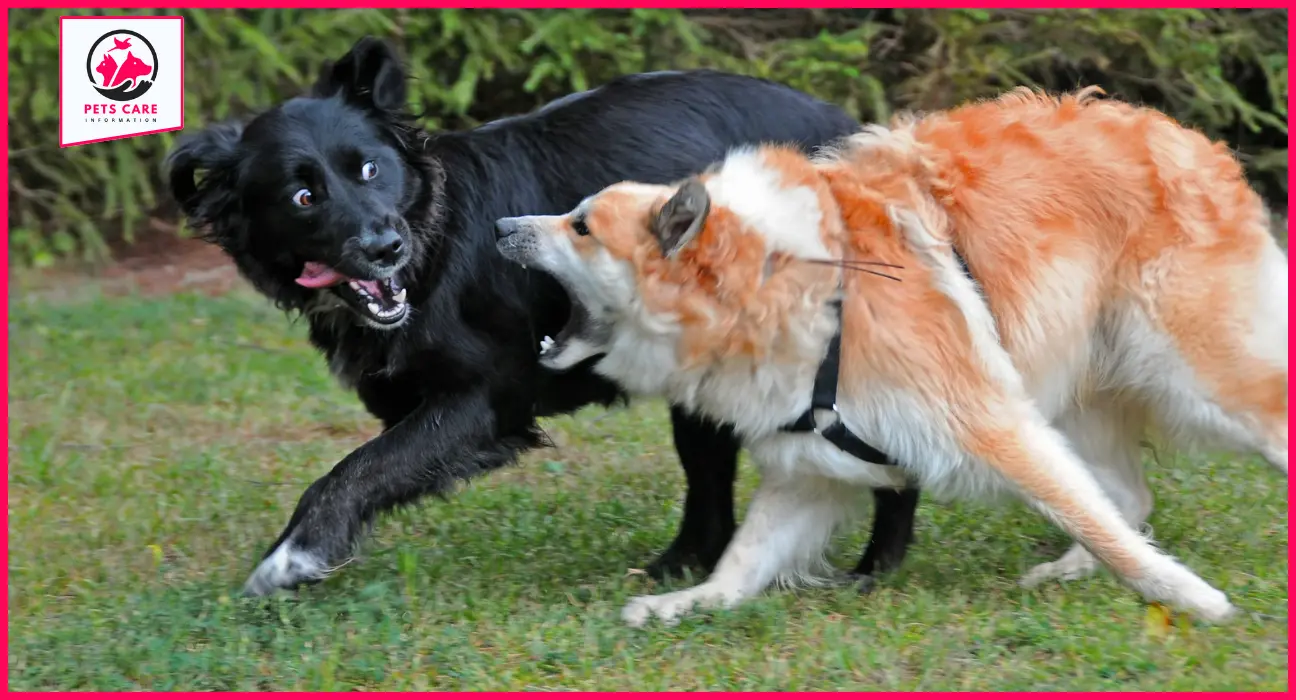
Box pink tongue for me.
[355,279,383,298]
[295,261,349,288]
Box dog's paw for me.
[621,584,741,628]
[243,539,330,597]
[837,571,877,595]
[1193,594,1239,624]
[1144,559,1239,624]
[1019,544,1099,588]
[644,537,725,581]
[622,594,681,628]
[644,551,709,583]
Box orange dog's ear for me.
[652,177,710,258]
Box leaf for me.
[1145,602,1173,637]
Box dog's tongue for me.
[295,261,348,289]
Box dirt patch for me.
[100,219,241,295]
[14,219,244,302]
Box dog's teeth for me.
[393,288,407,303]
[522,264,528,270]
[367,302,381,315]
[349,281,361,290]
[539,335,555,353]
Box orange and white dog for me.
[494,87,1288,626]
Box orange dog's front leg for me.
[956,402,1236,622]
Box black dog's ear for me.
[310,58,337,96]
[313,36,407,112]
[164,120,243,223]
[652,177,710,258]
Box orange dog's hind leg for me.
[892,206,1236,622]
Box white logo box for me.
[59,15,184,147]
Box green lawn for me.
[7,281,1288,690]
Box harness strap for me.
[779,249,974,467]
[778,296,897,465]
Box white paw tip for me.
[242,541,326,597]
[621,595,681,628]
[1197,598,1239,624]
[621,604,651,628]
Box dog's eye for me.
[292,188,315,208]
[572,219,590,237]
[361,161,379,181]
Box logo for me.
[86,29,157,101]
[60,16,184,148]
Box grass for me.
[7,280,1289,691]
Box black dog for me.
[166,37,920,596]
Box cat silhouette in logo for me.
[95,48,152,89]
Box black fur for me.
[166,36,920,592]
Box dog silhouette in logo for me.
[95,46,152,90]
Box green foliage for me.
[8,8,1288,267]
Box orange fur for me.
[507,86,1285,624]
[547,90,1283,425]
[961,422,1142,576]
[581,180,841,366]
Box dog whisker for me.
[800,258,905,281]
[804,260,903,282]
[809,258,905,270]
[319,557,356,577]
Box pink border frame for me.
[4,1,1293,694]
[58,15,185,147]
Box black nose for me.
[495,217,521,240]
[360,227,404,266]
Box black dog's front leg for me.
[242,387,534,595]
[650,407,922,585]
[645,406,741,578]
[850,487,921,590]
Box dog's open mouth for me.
[537,296,612,370]
[295,261,409,326]
[540,301,589,360]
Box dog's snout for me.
[494,217,522,240]
[359,227,404,266]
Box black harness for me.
[778,251,973,466]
